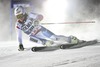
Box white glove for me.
[34,20,40,26]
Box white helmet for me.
[14,6,25,19]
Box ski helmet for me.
[14,6,25,19]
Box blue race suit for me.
[16,13,56,45]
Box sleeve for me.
[29,13,43,21]
[16,22,23,44]
[17,28,23,44]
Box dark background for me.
[0,0,100,41]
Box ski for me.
[30,39,98,52]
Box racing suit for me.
[16,12,79,46]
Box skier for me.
[14,6,79,51]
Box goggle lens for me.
[16,14,24,19]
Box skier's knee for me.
[50,35,57,40]
[43,40,54,46]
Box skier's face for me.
[19,17,25,22]
[16,14,24,19]
[16,14,25,22]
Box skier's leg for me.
[29,36,43,45]
[29,35,54,46]
[32,26,57,42]
[41,26,57,41]
[37,26,79,44]
[55,35,79,44]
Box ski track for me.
[0,42,100,67]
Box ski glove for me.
[18,43,24,51]
[34,20,40,26]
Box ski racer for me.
[14,6,79,51]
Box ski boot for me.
[18,44,24,51]
[67,35,79,45]
[44,40,54,46]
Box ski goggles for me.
[16,14,24,19]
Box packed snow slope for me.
[0,41,100,67]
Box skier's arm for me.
[16,28,24,51]
[16,22,23,45]
[17,28,23,44]
[30,13,43,21]
[30,13,43,26]
[16,22,24,51]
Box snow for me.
[0,41,100,67]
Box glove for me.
[34,20,40,26]
[18,43,24,51]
